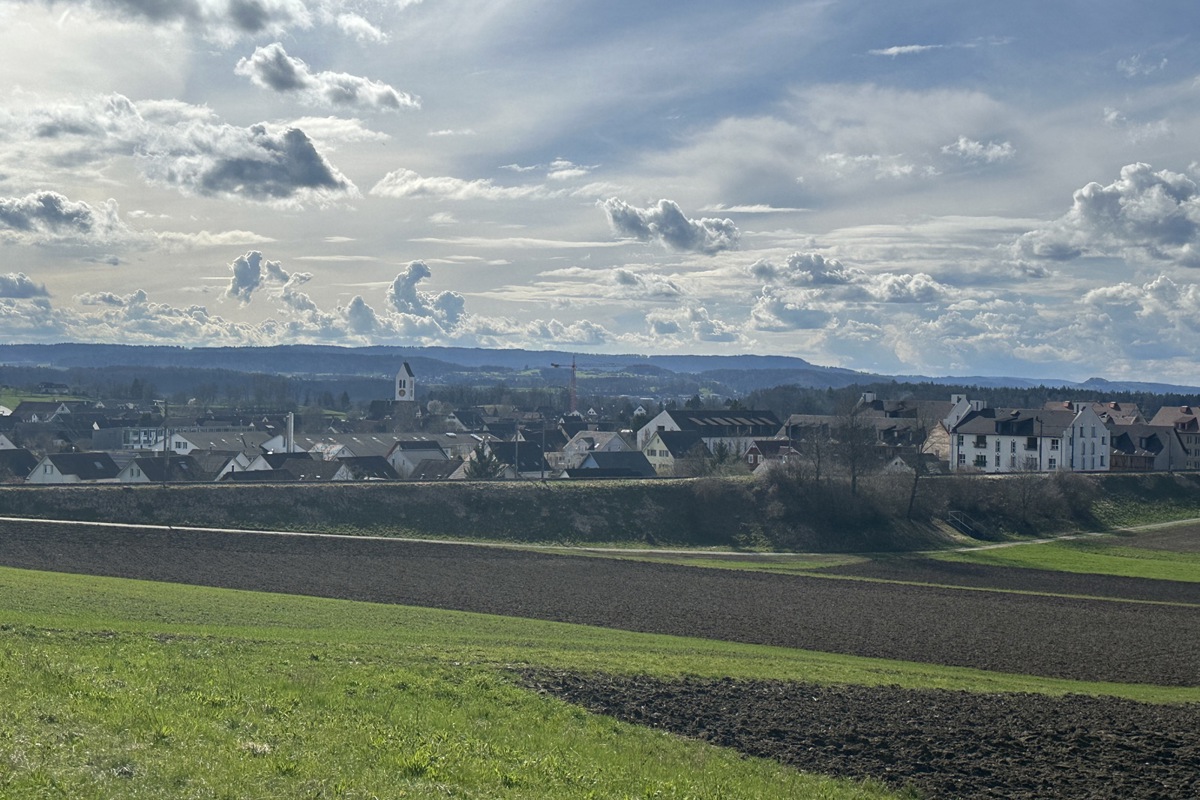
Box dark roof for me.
[487,441,549,473]
[220,469,295,483]
[0,449,38,479]
[649,430,708,458]
[664,409,781,432]
[260,452,314,469]
[578,451,656,477]
[394,440,447,454]
[46,452,121,480]
[408,458,462,481]
[746,439,799,458]
[950,408,1077,437]
[336,456,399,480]
[132,455,214,482]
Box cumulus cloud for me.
[0,272,49,298]
[941,136,1015,163]
[1015,163,1200,266]
[4,94,357,207]
[386,260,465,329]
[749,252,862,285]
[0,191,128,245]
[645,305,741,343]
[863,272,946,303]
[223,250,309,304]
[601,198,739,254]
[235,43,418,110]
[370,168,542,201]
[749,287,832,331]
[334,12,386,42]
[140,123,356,205]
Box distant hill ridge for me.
[2,343,1198,396]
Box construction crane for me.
[550,356,578,414]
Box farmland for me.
[0,517,1197,798]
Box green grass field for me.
[933,533,1200,583]
[3,565,1197,799]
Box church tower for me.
[395,362,415,402]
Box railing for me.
[947,510,980,537]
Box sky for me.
[3,1,1200,384]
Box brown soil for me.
[819,556,1200,604]
[0,521,1195,687]
[1117,525,1200,553]
[2,520,1198,797]
[524,672,1200,800]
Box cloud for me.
[749,252,862,285]
[749,287,831,331]
[868,44,944,57]
[334,12,386,43]
[820,152,937,180]
[3,94,357,206]
[0,190,128,245]
[941,136,1015,163]
[1015,163,1200,266]
[235,43,418,111]
[1102,107,1171,144]
[32,0,313,43]
[645,305,741,343]
[601,198,739,254]
[863,272,946,303]
[386,260,465,329]
[1117,54,1167,78]
[140,123,357,205]
[224,249,304,304]
[0,272,49,298]
[371,168,542,201]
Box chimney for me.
[286,412,295,453]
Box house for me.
[26,452,121,484]
[387,440,449,479]
[636,409,782,455]
[0,449,38,482]
[336,456,400,481]
[883,453,951,476]
[1107,424,1186,472]
[641,430,709,477]
[188,449,247,480]
[245,452,315,472]
[948,405,1109,473]
[407,458,462,481]
[1147,405,1200,470]
[168,430,272,459]
[570,450,656,478]
[0,433,16,450]
[744,439,801,470]
[483,441,550,479]
[561,430,630,469]
[116,455,213,483]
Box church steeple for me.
[395,362,415,401]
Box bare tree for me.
[834,404,879,496]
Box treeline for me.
[743,380,1199,419]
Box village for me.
[3,361,1200,486]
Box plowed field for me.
[1,519,1197,798]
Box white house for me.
[26,452,122,484]
[561,430,630,469]
[636,409,781,456]
[948,405,1110,473]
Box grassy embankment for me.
[6,470,1200,553]
[3,565,1198,800]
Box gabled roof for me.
[487,441,549,473]
[950,408,1077,438]
[408,458,463,481]
[647,430,708,458]
[578,451,656,477]
[131,455,214,483]
[0,449,38,479]
[663,409,782,432]
[46,452,121,480]
[178,430,272,455]
[258,452,314,469]
[336,456,400,480]
[282,460,345,481]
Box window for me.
[994,455,1000,467]
[1101,436,1106,445]
[1100,455,1106,467]
[956,435,964,447]
[43,464,52,474]
[957,453,966,466]
[995,439,1001,452]
[1009,456,1016,468]
[1050,439,1060,450]
[1010,441,1016,453]
[973,455,987,468]
[1091,426,1096,438]
[1048,457,1057,470]
[974,436,987,448]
